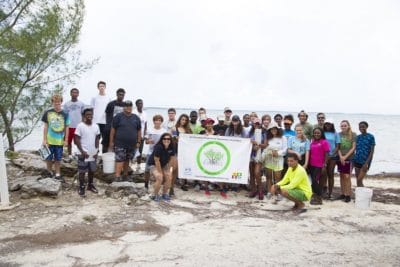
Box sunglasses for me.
[317,117,325,119]
[162,138,171,141]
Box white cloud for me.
[72,0,400,114]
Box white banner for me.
[178,134,252,184]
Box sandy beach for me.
[1,174,399,267]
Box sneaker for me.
[181,184,189,191]
[205,190,211,196]
[114,176,122,182]
[231,186,238,192]
[208,184,214,191]
[335,194,346,200]
[161,194,171,202]
[54,175,65,183]
[194,184,201,192]
[78,186,85,197]
[276,194,283,201]
[122,175,133,182]
[258,191,264,200]
[344,196,351,203]
[266,192,272,199]
[150,195,161,202]
[41,170,54,179]
[220,191,227,198]
[87,184,98,194]
[248,191,257,198]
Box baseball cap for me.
[224,107,232,113]
[231,115,240,121]
[204,118,215,125]
[267,122,279,130]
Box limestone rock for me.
[10,151,77,177]
[11,152,47,172]
[105,182,146,199]
[20,177,62,198]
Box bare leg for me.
[266,168,273,193]
[273,171,282,183]
[46,160,53,174]
[344,173,352,196]
[327,159,336,196]
[355,167,366,187]
[68,143,72,156]
[115,162,124,178]
[54,161,61,175]
[339,173,345,195]
[249,162,256,192]
[162,169,172,194]
[152,170,163,196]
[281,189,305,210]
[255,163,262,192]
[123,160,130,176]
[144,171,150,188]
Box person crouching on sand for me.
[148,132,176,202]
[270,153,312,214]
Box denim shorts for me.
[78,156,97,173]
[46,145,63,161]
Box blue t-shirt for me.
[287,136,310,156]
[283,129,296,139]
[353,133,375,164]
[325,132,341,156]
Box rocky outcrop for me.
[5,150,146,199]
[20,177,62,198]
[105,182,147,199]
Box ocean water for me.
[14,107,400,175]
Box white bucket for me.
[355,187,373,209]
[102,152,115,174]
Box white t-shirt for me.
[133,109,147,136]
[74,122,100,161]
[243,125,252,138]
[163,119,176,133]
[63,100,85,128]
[145,127,167,155]
[91,95,110,124]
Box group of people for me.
[41,81,375,213]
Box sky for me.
[72,0,400,115]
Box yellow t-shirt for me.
[277,165,312,200]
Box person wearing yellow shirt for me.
[271,153,312,214]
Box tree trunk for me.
[5,126,15,151]
[0,107,15,151]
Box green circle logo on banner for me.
[196,140,231,175]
